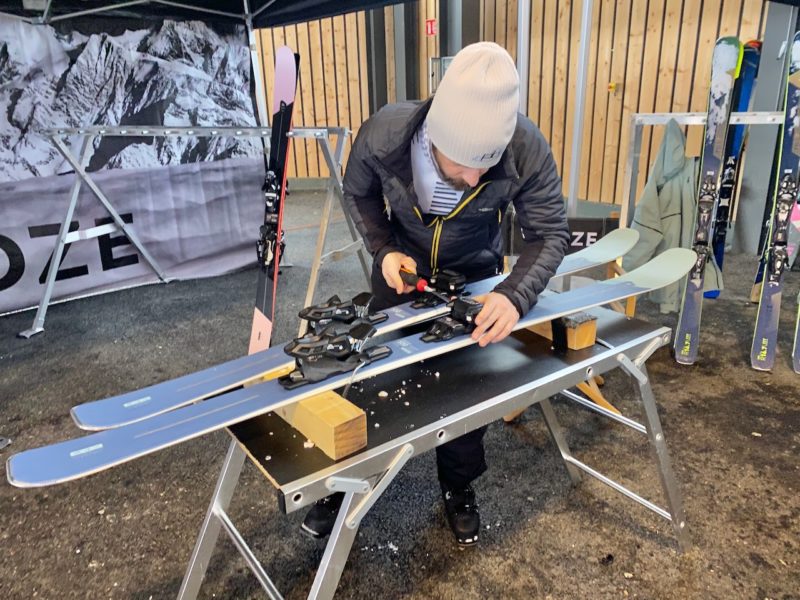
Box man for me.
[302,42,569,546]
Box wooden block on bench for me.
[275,390,367,460]
[527,312,598,350]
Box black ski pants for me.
[369,265,490,490]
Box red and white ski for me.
[249,46,300,354]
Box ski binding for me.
[279,321,392,389]
[421,297,483,343]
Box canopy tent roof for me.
[0,0,398,28]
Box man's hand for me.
[382,252,418,294]
[471,292,519,347]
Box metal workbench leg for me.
[50,136,169,282]
[307,491,363,600]
[309,444,413,599]
[299,135,370,335]
[539,398,582,485]
[619,357,691,552]
[19,136,93,338]
[299,177,336,336]
[318,136,371,281]
[179,442,253,599]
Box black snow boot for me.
[301,492,344,539]
[441,483,480,547]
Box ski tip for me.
[621,248,696,289]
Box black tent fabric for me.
[0,0,400,28]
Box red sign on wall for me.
[425,19,437,36]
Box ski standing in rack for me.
[751,31,800,371]
[706,40,761,299]
[674,36,743,365]
[249,46,300,355]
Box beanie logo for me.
[472,148,502,163]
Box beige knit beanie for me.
[427,42,520,169]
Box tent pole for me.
[516,0,530,113]
[243,0,270,128]
[566,0,593,217]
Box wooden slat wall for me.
[256,1,767,202]
[480,0,767,204]
[256,12,371,178]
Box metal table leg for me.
[178,441,284,600]
[618,356,691,551]
[18,136,93,338]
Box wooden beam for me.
[527,312,598,350]
[275,390,367,460]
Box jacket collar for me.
[376,98,520,186]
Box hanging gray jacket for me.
[342,98,570,316]
[622,118,722,312]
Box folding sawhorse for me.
[178,307,690,599]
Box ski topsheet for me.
[751,31,800,371]
[674,37,744,365]
[706,41,761,299]
[249,47,299,355]
[70,228,640,431]
[7,247,694,488]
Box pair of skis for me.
[750,31,800,373]
[674,37,745,365]
[7,244,696,488]
[71,228,639,431]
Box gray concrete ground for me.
[1,191,798,599]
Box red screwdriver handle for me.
[399,268,428,293]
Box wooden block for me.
[527,312,597,350]
[275,390,367,460]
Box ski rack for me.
[621,111,784,229]
[177,306,689,600]
[18,126,371,339]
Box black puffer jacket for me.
[342,98,569,316]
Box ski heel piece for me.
[421,298,483,343]
[279,322,392,389]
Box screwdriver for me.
[399,268,452,303]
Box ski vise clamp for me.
[421,297,483,343]
[279,322,392,389]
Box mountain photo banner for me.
[0,16,267,314]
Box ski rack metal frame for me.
[18,125,370,338]
[621,111,784,228]
[177,308,689,600]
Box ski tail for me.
[249,47,299,355]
